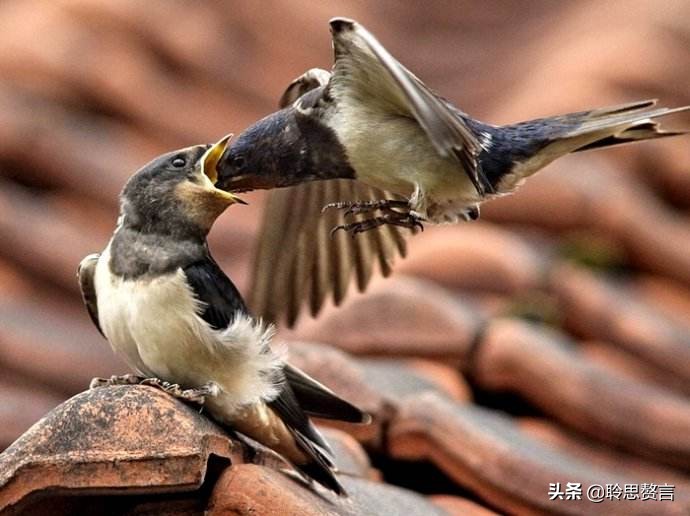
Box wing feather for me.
[278,68,332,108]
[183,254,248,330]
[284,364,370,423]
[329,18,493,195]
[249,180,408,326]
[77,253,103,337]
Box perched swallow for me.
[215,17,689,326]
[77,136,369,495]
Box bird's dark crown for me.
[120,145,211,239]
[110,138,243,279]
[216,107,355,192]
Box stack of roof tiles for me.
[0,1,688,514]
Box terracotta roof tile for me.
[0,385,237,513]
[0,296,125,395]
[580,341,690,397]
[0,380,442,515]
[0,375,63,449]
[551,263,690,384]
[388,392,690,515]
[0,180,107,293]
[519,418,690,490]
[473,318,690,468]
[319,427,375,479]
[286,341,389,446]
[429,495,500,516]
[208,464,448,516]
[357,357,472,403]
[632,275,690,328]
[398,223,548,294]
[0,87,160,204]
[286,341,472,448]
[1,1,689,512]
[288,277,484,365]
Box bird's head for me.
[120,135,245,238]
[214,111,315,192]
[214,119,281,192]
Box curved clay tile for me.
[288,276,484,365]
[0,383,404,515]
[388,392,690,515]
[0,385,238,513]
[473,318,690,469]
[286,340,473,448]
[207,463,448,516]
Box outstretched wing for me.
[77,253,103,337]
[279,68,332,108]
[250,179,408,327]
[329,17,493,195]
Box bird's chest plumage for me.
[93,245,281,409]
[327,100,481,218]
[94,247,212,383]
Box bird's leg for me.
[463,205,480,221]
[331,211,425,237]
[90,375,219,405]
[324,198,425,235]
[89,373,145,389]
[322,199,410,217]
[139,378,220,405]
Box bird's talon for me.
[89,377,109,389]
[138,378,218,405]
[89,373,145,389]
[329,225,346,239]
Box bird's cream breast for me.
[94,245,282,411]
[94,247,152,376]
[94,249,210,382]
[328,99,482,215]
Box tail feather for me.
[585,98,657,118]
[489,99,688,188]
[293,429,347,496]
[267,380,350,495]
[575,122,689,152]
[564,104,690,139]
[284,364,371,424]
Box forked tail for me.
[489,99,689,186]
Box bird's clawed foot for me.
[139,378,220,405]
[89,373,145,389]
[322,199,410,216]
[330,213,424,237]
[90,374,219,405]
[323,199,425,236]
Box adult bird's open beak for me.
[202,134,248,205]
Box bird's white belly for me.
[94,258,211,385]
[93,247,282,409]
[330,104,481,218]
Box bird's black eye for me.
[172,158,186,168]
[233,155,245,169]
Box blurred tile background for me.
[0,1,689,513]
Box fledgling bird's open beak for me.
[201,134,247,205]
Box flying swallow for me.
[214,17,689,326]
